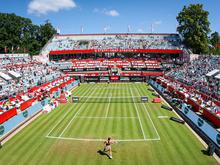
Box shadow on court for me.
[97,149,117,158]
[97,150,111,159]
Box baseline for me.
[45,135,160,142]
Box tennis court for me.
[46,83,159,141]
[0,83,218,165]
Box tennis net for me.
[71,96,145,103]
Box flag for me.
[104,26,107,33]
[4,46,7,53]
[81,26,84,33]
[128,25,131,33]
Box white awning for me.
[214,74,220,80]
[8,71,21,78]
[206,69,220,77]
[0,72,12,81]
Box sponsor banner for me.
[99,68,108,71]
[85,77,99,81]
[100,77,109,81]
[0,99,49,137]
[181,103,220,147]
[130,77,143,81]
[75,68,84,72]
[151,80,220,147]
[149,80,164,93]
[86,68,96,71]
[110,76,119,81]
[0,53,29,59]
[23,111,28,118]
[0,125,5,135]
[50,49,183,55]
[120,76,129,81]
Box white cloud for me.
[94,8,120,17]
[104,9,119,17]
[154,20,162,25]
[28,0,76,15]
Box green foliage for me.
[210,32,220,45]
[209,32,220,55]
[0,13,56,55]
[210,32,220,54]
[176,4,211,54]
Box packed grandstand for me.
[0,33,220,159]
[0,33,219,119]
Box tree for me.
[39,21,57,47]
[210,32,220,46]
[209,32,220,54]
[0,13,57,55]
[176,4,211,54]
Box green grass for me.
[0,83,218,165]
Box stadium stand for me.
[1,32,220,159]
[167,55,220,99]
[0,54,62,101]
[41,33,184,55]
[0,53,79,128]
[156,75,220,128]
[40,33,186,80]
[0,70,78,124]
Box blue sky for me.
[0,0,219,34]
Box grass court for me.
[0,83,218,165]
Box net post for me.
[72,96,80,103]
[141,96,148,103]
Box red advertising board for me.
[20,98,35,111]
[0,108,17,124]
[110,76,119,81]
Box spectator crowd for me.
[167,55,220,99]
[41,34,183,55]
[0,54,63,112]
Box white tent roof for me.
[214,74,220,80]
[206,69,220,77]
[0,72,12,81]
[8,70,21,78]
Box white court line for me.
[46,105,72,137]
[46,83,161,143]
[46,85,93,137]
[129,87,147,140]
[158,116,169,119]
[76,116,138,119]
[46,135,160,142]
[135,86,161,140]
[105,93,111,117]
[72,96,141,98]
[59,85,98,137]
[93,87,127,89]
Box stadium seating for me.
[167,55,220,99]
[0,74,77,125]
[0,55,62,101]
[156,76,220,127]
[41,34,183,56]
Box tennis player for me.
[103,137,117,159]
